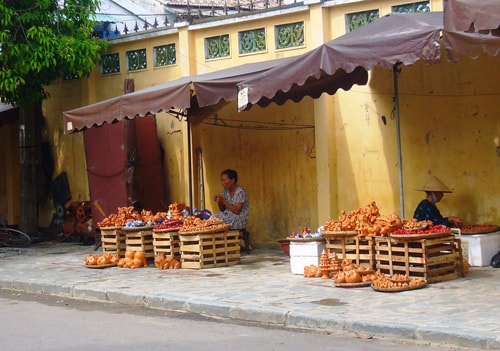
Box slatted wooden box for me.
[375,235,463,283]
[100,226,126,257]
[455,237,467,276]
[324,232,375,270]
[124,227,154,262]
[178,230,240,269]
[153,229,180,260]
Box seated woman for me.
[213,169,250,253]
[213,169,249,230]
[413,175,463,228]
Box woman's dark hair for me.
[222,169,238,183]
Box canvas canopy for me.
[237,12,443,111]
[65,0,500,132]
[443,0,500,61]
[63,56,367,133]
[237,1,500,111]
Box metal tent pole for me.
[197,147,205,210]
[187,119,194,213]
[393,62,405,218]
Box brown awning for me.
[237,12,443,111]
[64,76,190,133]
[238,2,500,111]
[64,2,499,131]
[63,48,370,133]
[443,0,500,61]
[63,57,313,133]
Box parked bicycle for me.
[0,217,31,248]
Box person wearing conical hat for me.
[413,176,463,228]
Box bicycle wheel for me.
[0,228,31,247]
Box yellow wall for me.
[332,50,500,224]
[35,0,499,246]
[42,78,91,226]
[395,53,499,223]
[193,97,318,246]
[327,0,443,37]
[155,111,189,205]
[187,8,312,74]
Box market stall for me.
[86,202,241,270]
[281,201,479,292]
[83,198,498,297]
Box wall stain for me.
[425,131,432,144]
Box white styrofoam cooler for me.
[290,241,326,256]
[456,231,500,267]
[289,241,326,274]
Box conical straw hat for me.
[415,176,452,193]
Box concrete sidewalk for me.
[0,242,499,350]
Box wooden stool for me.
[238,229,251,254]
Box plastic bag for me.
[199,209,212,220]
[491,251,500,268]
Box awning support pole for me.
[187,119,194,213]
[393,62,405,218]
[197,147,205,210]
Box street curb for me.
[1,278,498,349]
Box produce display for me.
[179,216,229,234]
[371,274,426,290]
[97,206,168,228]
[90,203,230,271]
[117,250,148,268]
[153,218,183,231]
[322,201,403,236]
[85,253,120,266]
[96,202,195,228]
[168,202,188,220]
[460,224,499,234]
[88,201,459,290]
[124,220,150,228]
[332,258,382,284]
[364,212,403,236]
[402,219,431,230]
[303,264,323,277]
[302,250,430,292]
[289,227,324,239]
[304,251,381,283]
[392,224,451,235]
[154,252,181,269]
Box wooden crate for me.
[153,229,180,259]
[324,234,375,269]
[124,227,154,262]
[375,235,462,283]
[455,237,467,276]
[179,230,240,269]
[100,226,126,257]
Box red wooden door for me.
[84,116,166,226]
[84,121,130,225]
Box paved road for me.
[0,243,499,350]
[1,289,469,351]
